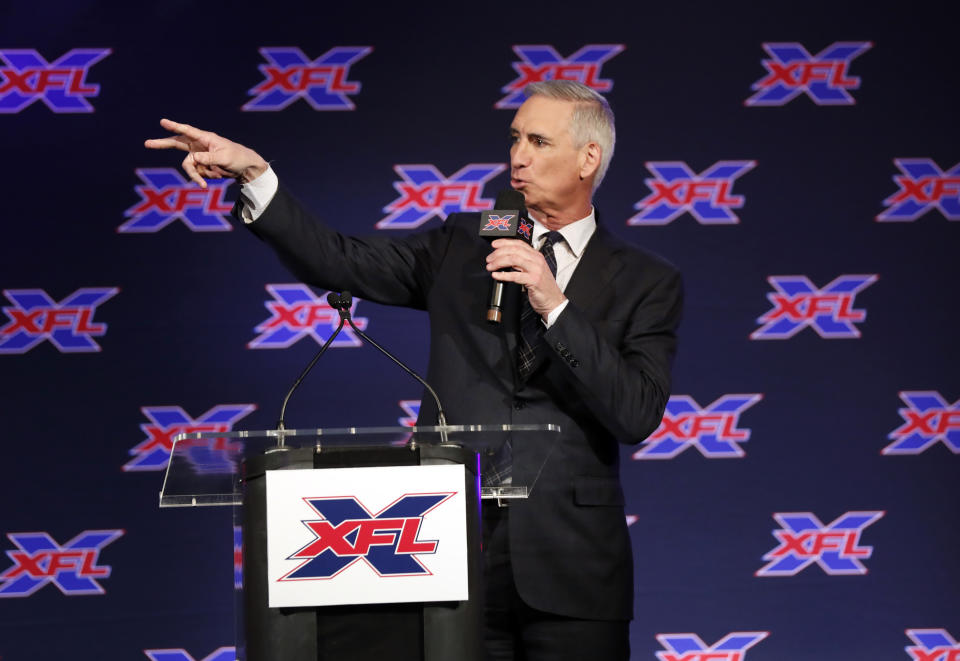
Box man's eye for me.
[533,137,546,147]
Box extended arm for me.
[145,119,448,307]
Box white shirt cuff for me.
[239,165,279,223]
[544,299,569,328]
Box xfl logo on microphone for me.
[756,511,884,577]
[281,493,453,580]
[877,159,960,222]
[120,168,234,232]
[249,284,368,349]
[244,46,371,111]
[633,394,762,459]
[746,42,872,106]
[496,44,624,109]
[0,48,111,113]
[483,215,514,232]
[883,391,960,455]
[0,288,118,354]
[751,274,877,339]
[377,164,506,229]
[122,404,256,472]
[904,629,960,661]
[654,632,769,661]
[629,161,756,225]
[0,529,123,597]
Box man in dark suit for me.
[147,80,682,660]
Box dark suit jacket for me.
[247,188,683,621]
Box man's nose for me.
[511,142,529,168]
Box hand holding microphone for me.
[479,190,533,323]
[480,190,566,323]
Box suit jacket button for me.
[514,399,525,410]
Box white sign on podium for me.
[265,464,468,608]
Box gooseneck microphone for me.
[275,291,347,439]
[480,189,533,324]
[336,292,450,442]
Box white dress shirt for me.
[527,210,596,326]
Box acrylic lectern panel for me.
[158,424,560,507]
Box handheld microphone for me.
[480,189,533,324]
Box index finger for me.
[159,118,210,141]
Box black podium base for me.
[239,444,482,661]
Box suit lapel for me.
[505,217,625,388]
[563,227,624,317]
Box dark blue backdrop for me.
[1,1,957,659]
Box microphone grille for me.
[494,189,525,210]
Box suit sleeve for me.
[542,264,683,444]
[242,187,454,310]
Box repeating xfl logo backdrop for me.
[0,3,956,660]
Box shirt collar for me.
[530,207,596,258]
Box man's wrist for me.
[543,299,569,328]
[239,158,269,184]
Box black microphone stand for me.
[337,291,450,446]
[270,291,346,452]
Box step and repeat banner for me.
[0,1,957,659]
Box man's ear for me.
[579,142,601,180]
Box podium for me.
[160,424,560,661]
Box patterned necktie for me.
[517,231,564,379]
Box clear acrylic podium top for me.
[159,424,560,508]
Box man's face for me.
[509,95,588,218]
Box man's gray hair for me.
[524,80,616,191]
